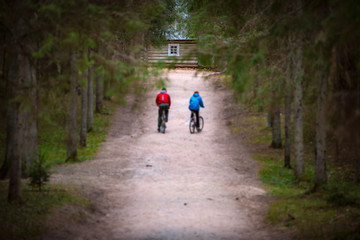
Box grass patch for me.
[0,100,118,239]
[229,115,272,145]
[233,111,360,239]
[268,195,360,239]
[257,154,360,239]
[0,98,120,239]
[255,154,302,197]
[0,182,90,239]
[77,113,111,162]
[39,100,117,164]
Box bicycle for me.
[159,109,166,134]
[189,111,204,134]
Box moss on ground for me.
[0,182,90,239]
[0,99,119,239]
[229,115,273,145]
[39,100,118,164]
[232,112,360,240]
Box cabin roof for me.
[167,39,196,44]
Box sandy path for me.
[48,70,286,240]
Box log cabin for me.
[147,39,198,68]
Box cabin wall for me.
[147,41,198,68]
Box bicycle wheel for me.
[160,120,166,134]
[189,118,195,134]
[197,116,204,132]
[159,112,166,133]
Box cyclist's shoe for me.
[157,128,160,132]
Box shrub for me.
[325,181,358,206]
[27,153,51,191]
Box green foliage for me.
[268,197,360,240]
[255,155,300,196]
[325,181,358,206]
[38,3,60,13]
[77,113,111,162]
[27,153,51,191]
[186,0,360,237]
[184,0,360,140]
[197,53,213,68]
[17,0,179,170]
[33,34,54,58]
[257,151,360,239]
[255,154,315,196]
[39,99,117,165]
[30,0,177,106]
[233,109,360,239]
[0,183,90,239]
[229,115,273,144]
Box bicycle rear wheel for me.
[160,124,166,133]
[189,118,195,134]
[197,116,204,132]
[160,119,166,133]
[160,111,166,134]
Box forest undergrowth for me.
[38,98,119,165]
[226,103,360,239]
[0,182,91,239]
[0,98,119,239]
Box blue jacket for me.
[188,93,204,111]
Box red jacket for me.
[156,91,171,108]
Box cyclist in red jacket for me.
[155,88,171,132]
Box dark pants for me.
[158,104,169,128]
[191,110,199,128]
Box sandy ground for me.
[45,70,289,240]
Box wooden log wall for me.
[147,40,198,68]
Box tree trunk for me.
[293,37,305,177]
[103,77,111,100]
[66,52,78,162]
[0,43,38,179]
[315,46,334,187]
[266,108,273,128]
[315,70,328,187]
[6,47,23,202]
[22,42,38,176]
[87,66,94,132]
[335,137,340,162]
[4,0,40,202]
[271,108,282,148]
[292,0,305,177]
[356,134,360,183]
[6,7,31,201]
[95,68,103,113]
[0,43,9,179]
[284,55,292,168]
[80,70,88,147]
[357,79,360,182]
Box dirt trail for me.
[48,70,287,240]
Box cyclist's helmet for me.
[162,87,167,92]
[194,91,199,94]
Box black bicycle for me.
[189,111,204,134]
[159,109,166,134]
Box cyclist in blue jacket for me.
[188,91,205,129]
